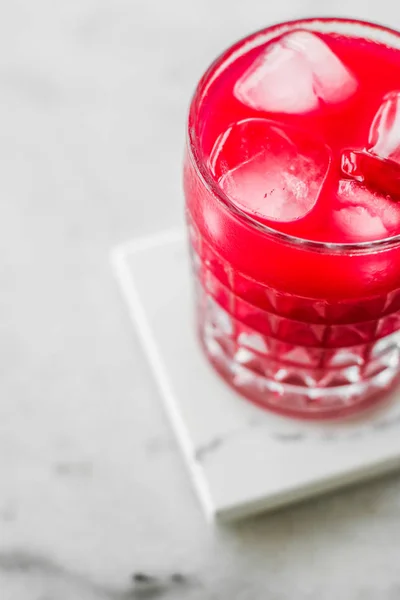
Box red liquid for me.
[184,19,400,418]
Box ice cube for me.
[211,118,331,222]
[333,180,400,241]
[369,91,400,162]
[234,31,357,114]
[341,92,400,200]
[234,41,317,114]
[333,203,388,241]
[341,149,400,200]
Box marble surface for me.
[4,1,400,598]
[114,232,400,522]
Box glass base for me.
[198,286,400,420]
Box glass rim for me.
[187,16,400,255]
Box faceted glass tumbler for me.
[184,18,400,419]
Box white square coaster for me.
[112,230,400,522]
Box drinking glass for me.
[184,18,400,419]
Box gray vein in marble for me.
[194,436,224,462]
[0,551,195,599]
[267,401,400,443]
[194,417,261,463]
[194,401,400,466]
[0,552,113,598]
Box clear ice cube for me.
[211,118,331,222]
[369,91,400,162]
[234,31,357,114]
[341,91,400,200]
[333,180,400,241]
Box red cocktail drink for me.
[184,19,400,418]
